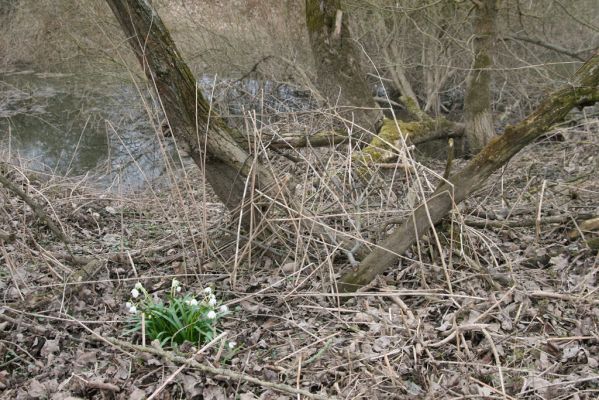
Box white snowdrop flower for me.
[176,286,182,293]
[228,341,236,349]
[206,310,217,319]
[125,302,132,308]
[219,305,229,314]
[128,305,137,314]
[131,288,140,298]
[203,287,212,294]
[208,296,217,307]
[172,279,180,288]
[134,282,144,290]
[188,298,198,306]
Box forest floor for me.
[1,114,598,399]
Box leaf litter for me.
[0,117,598,399]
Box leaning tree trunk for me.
[463,0,498,154]
[105,0,278,230]
[305,0,383,137]
[339,52,599,292]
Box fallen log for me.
[339,52,599,293]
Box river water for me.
[0,70,176,190]
[0,70,314,190]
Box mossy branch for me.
[351,117,464,166]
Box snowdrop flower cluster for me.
[179,286,230,316]
[124,280,232,347]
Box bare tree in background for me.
[305,0,383,137]
[464,0,498,153]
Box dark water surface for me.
[0,70,314,190]
[0,70,175,190]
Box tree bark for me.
[105,0,278,230]
[305,0,382,136]
[339,52,599,292]
[464,0,498,154]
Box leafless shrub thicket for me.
[155,0,312,84]
[0,0,120,71]
[349,0,599,122]
[2,0,597,121]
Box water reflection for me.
[0,71,175,190]
[0,70,315,191]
